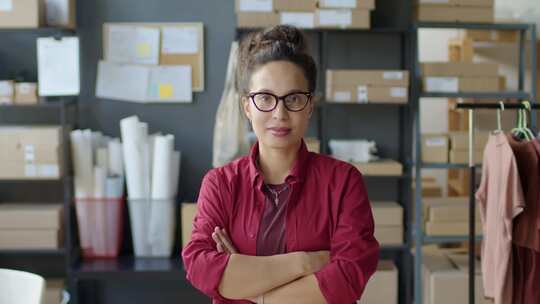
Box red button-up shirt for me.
[182,140,379,304]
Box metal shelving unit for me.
[411,22,537,304]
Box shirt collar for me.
[249,139,311,188]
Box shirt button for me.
[249,233,255,238]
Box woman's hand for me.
[212,227,238,254]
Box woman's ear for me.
[242,96,252,122]
[307,99,315,118]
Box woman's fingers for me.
[217,228,238,254]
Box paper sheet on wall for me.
[238,0,272,12]
[0,0,12,11]
[96,61,150,103]
[148,65,192,103]
[106,25,160,65]
[162,27,199,54]
[37,37,80,96]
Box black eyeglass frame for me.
[247,91,313,112]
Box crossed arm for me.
[212,227,328,304]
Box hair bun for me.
[250,25,308,54]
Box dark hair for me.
[236,25,317,96]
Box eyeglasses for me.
[248,91,313,112]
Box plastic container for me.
[127,198,176,257]
[75,198,124,259]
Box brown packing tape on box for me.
[415,5,494,23]
[358,261,398,304]
[274,0,317,11]
[372,201,403,226]
[103,23,205,92]
[181,203,198,248]
[425,221,483,236]
[0,204,63,229]
[327,70,410,87]
[15,83,39,105]
[449,131,489,150]
[421,62,498,77]
[422,250,490,304]
[465,29,519,43]
[0,0,45,28]
[416,0,494,6]
[315,9,370,29]
[449,149,483,164]
[318,0,375,10]
[0,229,62,249]
[374,226,403,245]
[422,134,449,163]
[237,12,279,28]
[352,160,403,176]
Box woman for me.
[182,25,379,304]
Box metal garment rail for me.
[455,102,539,304]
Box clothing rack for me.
[454,102,539,304]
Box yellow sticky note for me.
[136,43,151,58]
[159,84,174,99]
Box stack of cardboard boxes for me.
[422,248,490,304]
[415,0,494,23]
[236,0,374,29]
[0,0,76,28]
[0,81,39,105]
[465,29,519,43]
[421,131,489,164]
[353,160,403,176]
[372,201,403,245]
[0,204,63,249]
[357,261,398,304]
[423,197,482,236]
[0,126,64,180]
[422,62,500,94]
[326,70,409,104]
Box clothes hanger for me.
[522,101,536,141]
[511,104,530,141]
[495,101,504,133]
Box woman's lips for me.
[268,127,292,137]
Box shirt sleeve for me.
[181,169,232,301]
[314,168,380,304]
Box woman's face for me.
[243,60,314,151]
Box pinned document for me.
[37,37,80,96]
[162,27,199,54]
[106,25,160,65]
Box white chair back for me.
[0,268,45,304]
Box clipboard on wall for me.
[103,22,205,92]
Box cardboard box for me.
[412,180,443,197]
[422,250,490,304]
[14,83,39,105]
[423,77,499,93]
[327,70,410,87]
[315,9,370,29]
[0,204,62,229]
[448,38,474,62]
[375,226,403,245]
[372,201,403,226]
[0,126,63,180]
[416,5,494,23]
[274,0,316,11]
[0,0,45,28]
[237,12,279,28]
[319,0,375,10]
[305,137,320,153]
[416,0,494,6]
[465,29,519,43]
[449,149,483,164]
[0,229,62,249]
[0,80,15,104]
[449,131,489,150]
[279,12,315,29]
[423,197,481,222]
[327,84,408,104]
[422,134,449,163]
[421,62,498,77]
[45,0,76,28]
[425,221,482,236]
[235,0,273,12]
[357,261,398,304]
[181,203,197,248]
[45,280,64,304]
[353,160,403,176]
